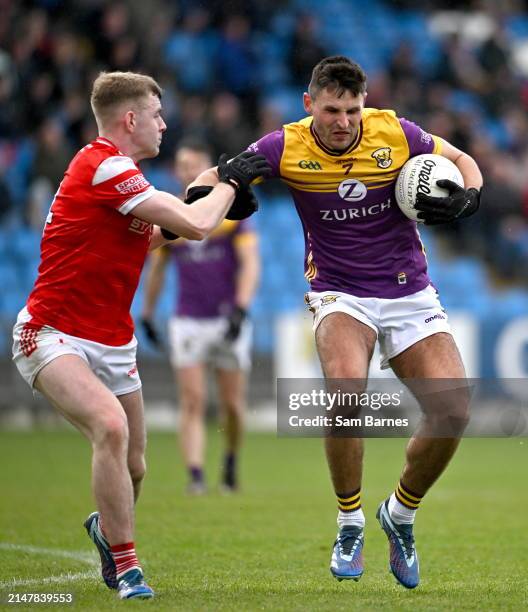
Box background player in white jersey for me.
[11,71,270,600]
[141,140,260,494]
[188,56,483,589]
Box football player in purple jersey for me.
[142,141,260,494]
[188,56,483,588]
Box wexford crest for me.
[371,147,393,169]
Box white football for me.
[395,154,464,222]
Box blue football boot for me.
[376,500,419,589]
[117,568,154,600]
[330,525,364,581]
[84,511,117,589]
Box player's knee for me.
[129,456,146,484]
[451,401,471,431]
[181,391,206,416]
[421,384,471,435]
[95,413,129,448]
[223,399,244,418]
[323,358,368,382]
[422,398,470,436]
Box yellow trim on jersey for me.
[208,219,241,238]
[305,250,317,282]
[155,244,172,259]
[278,109,441,194]
[174,219,241,246]
[233,231,258,248]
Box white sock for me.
[388,492,416,524]
[337,508,365,530]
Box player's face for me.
[304,88,366,151]
[174,148,213,191]
[132,93,166,160]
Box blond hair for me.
[90,71,162,126]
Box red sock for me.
[111,542,141,579]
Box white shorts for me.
[305,285,452,370]
[168,316,252,371]
[12,307,142,395]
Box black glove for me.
[224,306,247,342]
[186,184,259,220]
[217,151,271,191]
[415,180,481,226]
[160,227,179,240]
[140,317,161,348]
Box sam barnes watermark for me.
[277,378,528,438]
[288,390,408,429]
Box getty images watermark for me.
[276,379,528,438]
[288,389,406,428]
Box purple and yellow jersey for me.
[249,109,442,298]
[170,218,256,318]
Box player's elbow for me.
[181,221,209,241]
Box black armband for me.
[160,227,179,240]
[185,183,258,220]
[185,185,214,204]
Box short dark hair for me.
[308,56,367,98]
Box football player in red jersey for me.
[11,71,270,600]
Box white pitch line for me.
[0,542,100,589]
[0,569,99,589]
[0,543,97,565]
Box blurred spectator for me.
[26,118,72,228]
[51,30,86,96]
[207,92,254,159]
[164,8,217,94]
[92,2,132,65]
[288,13,327,87]
[216,15,259,118]
[0,172,13,222]
[0,50,17,138]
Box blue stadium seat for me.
[261,87,305,124]
[12,226,41,262]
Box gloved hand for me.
[140,317,161,348]
[185,184,259,220]
[415,180,481,226]
[224,306,247,342]
[217,151,271,191]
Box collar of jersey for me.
[309,119,363,157]
[96,136,119,151]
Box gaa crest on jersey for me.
[371,147,393,169]
[337,179,367,202]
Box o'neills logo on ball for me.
[416,158,436,196]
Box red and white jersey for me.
[26,137,155,346]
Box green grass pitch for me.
[0,430,527,610]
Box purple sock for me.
[189,466,204,483]
[223,453,236,487]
